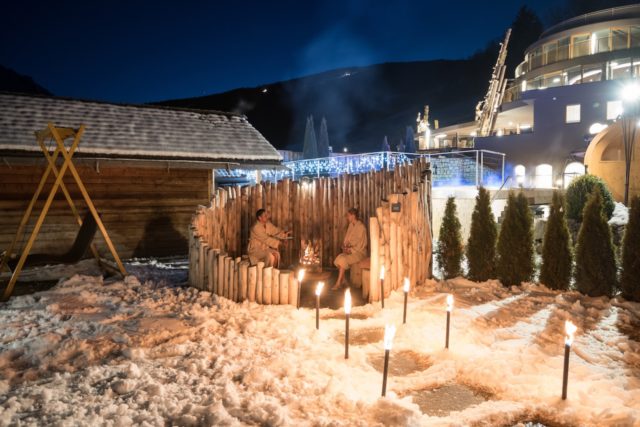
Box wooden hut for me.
[0,92,281,259]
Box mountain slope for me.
[0,65,51,95]
[158,57,496,153]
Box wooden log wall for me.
[189,159,432,304]
[0,164,211,259]
[363,182,432,303]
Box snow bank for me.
[1,265,639,426]
[609,202,629,227]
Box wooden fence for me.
[188,159,432,304]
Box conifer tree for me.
[317,117,330,158]
[575,189,617,297]
[302,116,318,159]
[540,191,572,290]
[381,136,391,152]
[621,196,640,301]
[466,187,497,281]
[436,197,463,279]
[497,191,534,286]
[405,126,416,153]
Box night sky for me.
[2,0,557,103]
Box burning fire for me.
[384,324,396,350]
[403,277,410,293]
[300,240,321,267]
[565,320,577,346]
[344,288,352,315]
[446,294,454,312]
[315,281,324,296]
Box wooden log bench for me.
[349,257,370,288]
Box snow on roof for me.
[0,92,282,164]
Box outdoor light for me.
[445,294,453,349]
[562,320,577,400]
[496,129,504,137]
[343,147,348,153]
[344,288,351,359]
[402,278,410,324]
[296,269,305,309]
[380,265,385,308]
[621,83,640,102]
[381,324,396,397]
[588,122,607,135]
[315,282,324,330]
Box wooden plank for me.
[256,261,265,304]
[240,261,249,301]
[248,264,257,302]
[263,266,272,304]
[279,270,290,306]
[272,267,280,304]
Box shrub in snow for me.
[621,196,640,302]
[466,187,497,282]
[436,196,463,279]
[540,191,572,290]
[575,188,617,297]
[497,191,534,287]
[566,174,615,222]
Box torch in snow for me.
[402,278,410,324]
[562,320,577,400]
[445,294,453,349]
[380,265,385,308]
[381,324,396,397]
[315,282,324,330]
[344,288,352,359]
[296,269,305,309]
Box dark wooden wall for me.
[0,163,211,259]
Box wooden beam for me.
[48,124,127,277]
[2,125,84,300]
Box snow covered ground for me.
[1,263,639,426]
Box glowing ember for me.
[344,288,352,315]
[403,277,410,293]
[446,294,454,312]
[565,320,577,346]
[384,324,396,350]
[315,282,324,296]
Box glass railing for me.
[516,27,640,76]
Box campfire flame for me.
[446,294,454,312]
[315,281,324,296]
[344,288,352,315]
[403,277,410,293]
[384,324,396,350]
[565,320,577,346]
[300,240,321,266]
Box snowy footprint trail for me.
[0,272,639,426]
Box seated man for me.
[332,208,367,290]
[248,209,290,267]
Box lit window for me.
[514,165,526,185]
[566,104,581,123]
[607,100,623,120]
[535,164,553,188]
[563,162,585,188]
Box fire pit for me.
[300,239,322,272]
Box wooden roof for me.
[0,92,282,164]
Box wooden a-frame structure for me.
[0,123,127,300]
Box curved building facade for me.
[475,5,640,188]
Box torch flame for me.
[565,320,577,346]
[403,277,410,293]
[380,265,385,280]
[344,288,352,315]
[446,294,454,312]
[315,281,324,296]
[384,324,396,350]
[297,269,305,283]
